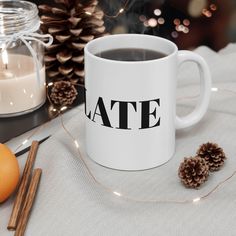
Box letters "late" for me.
[85,95,161,130]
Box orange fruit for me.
[0,143,20,203]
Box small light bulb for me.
[74,140,79,148]
[113,191,122,197]
[85,11,92,15]
[47,82,53,87]
[22,139,28,145]
[2,47,8,66]
[60,106,67,111]
[193,197,201,203]
[119,8,124,13]
[211,87,218,92]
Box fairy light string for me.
[59,109,236,204]
[57,85,236,204]
[59,106,236,203]
[14,85,236,204]
[103,0,129,18]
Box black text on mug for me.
[85,90,161,130]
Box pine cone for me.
[178,156,209,189]
[197,142,226,171]
[50,81,78,106]
[39,0,106,84]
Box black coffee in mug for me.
[96,48,167,61]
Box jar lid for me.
[0,0,39,36]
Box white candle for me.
[0,54,46,116]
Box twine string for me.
[0,24,53,85]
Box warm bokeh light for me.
[139,15,146,22]
[174,18,180,25]
[148,18,158,27]
[183,19,190,26]
[171,31,179,38]
[210,4,217,11]
[154,9,161,16]
[157,17,165,25]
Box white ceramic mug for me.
[84,34,211,170]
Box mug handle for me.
[176,50,212,129]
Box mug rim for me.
[85,34,178,64]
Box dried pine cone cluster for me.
[39,0,106,84]
[49,81,78,106]
[178,142,227,189]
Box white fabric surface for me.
[1,44,236,236]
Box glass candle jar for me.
[0,0,52,117]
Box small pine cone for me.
[178,156,209,189]
[50,81,78,106]
[197,142,226,172]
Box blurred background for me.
[99,0,236,51]
[33,0,236,51]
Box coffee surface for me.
[95,48,167,61]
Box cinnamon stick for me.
[15,169,42,236]
[8,141,39,231]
